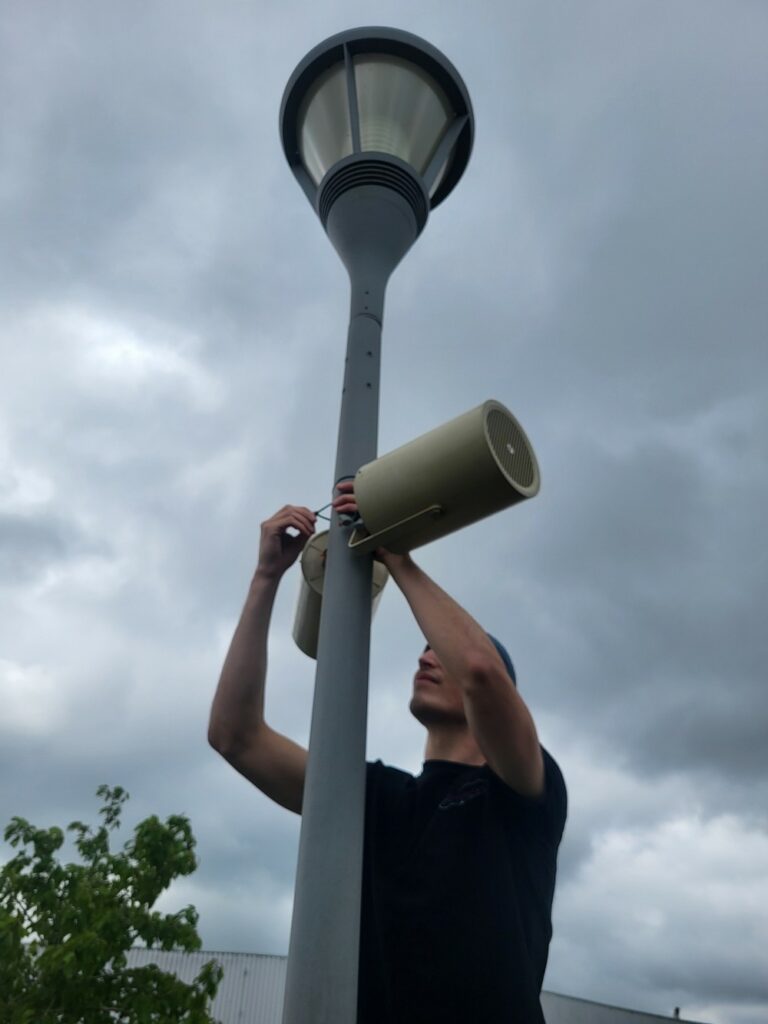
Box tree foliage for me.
[0,785,223,1023]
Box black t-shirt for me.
[357,749,567,1024]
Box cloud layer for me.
[1,3,766,1022]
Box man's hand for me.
[256,505,317,581]
[330,479,358,518]
[331,481,409,569]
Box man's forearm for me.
[208,570,280,752]
[384,555,503,688]
[387,554,544,794]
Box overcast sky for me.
[1,2,766,1022]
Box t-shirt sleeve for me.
[365,759,412,802]
[365,759,386,800]
[539,747,567,845]
[487,746,567,847]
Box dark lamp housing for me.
[280,27,474,228]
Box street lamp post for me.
[279,28,473,1024]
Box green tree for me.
[0,785,223,1023]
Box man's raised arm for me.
[381,551,544,798]
[333,482,544,798]
[208,505,315,814]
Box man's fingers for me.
[282,514,315,537]
[332,484,358,510]
[265,507,317,537]
[272,504,315,520]
[268,513,313,534]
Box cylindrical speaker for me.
[349,400,539,555]
[293,530,390,659]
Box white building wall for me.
[125,949,705,1024]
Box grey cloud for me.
[0,509,106,583]
[496,418,768,782]
[2,2,767,1022]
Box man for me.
[208,484,567,1024]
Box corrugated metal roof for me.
[126,949,708,1024]
[541,991,707,1024]
[125,948,286,1024]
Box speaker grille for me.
[319,159,428,231]
[486,408,536,489]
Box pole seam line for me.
[350,312,382,327]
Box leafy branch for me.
[0,786,223,1024]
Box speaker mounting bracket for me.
[348,505,444,555]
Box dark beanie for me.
[488,635,516,686]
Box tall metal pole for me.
[281,183,422,1024]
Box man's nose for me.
[419,651,436,670]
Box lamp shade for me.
[281,27,474,214]
[298,53,454,193]
[298,64,354,187]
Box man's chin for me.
[409,695,464,728]
[409,694,436,727]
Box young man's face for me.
[409,646,467,727]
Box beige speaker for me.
[293,530,390,659]
[348,400,540,555]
